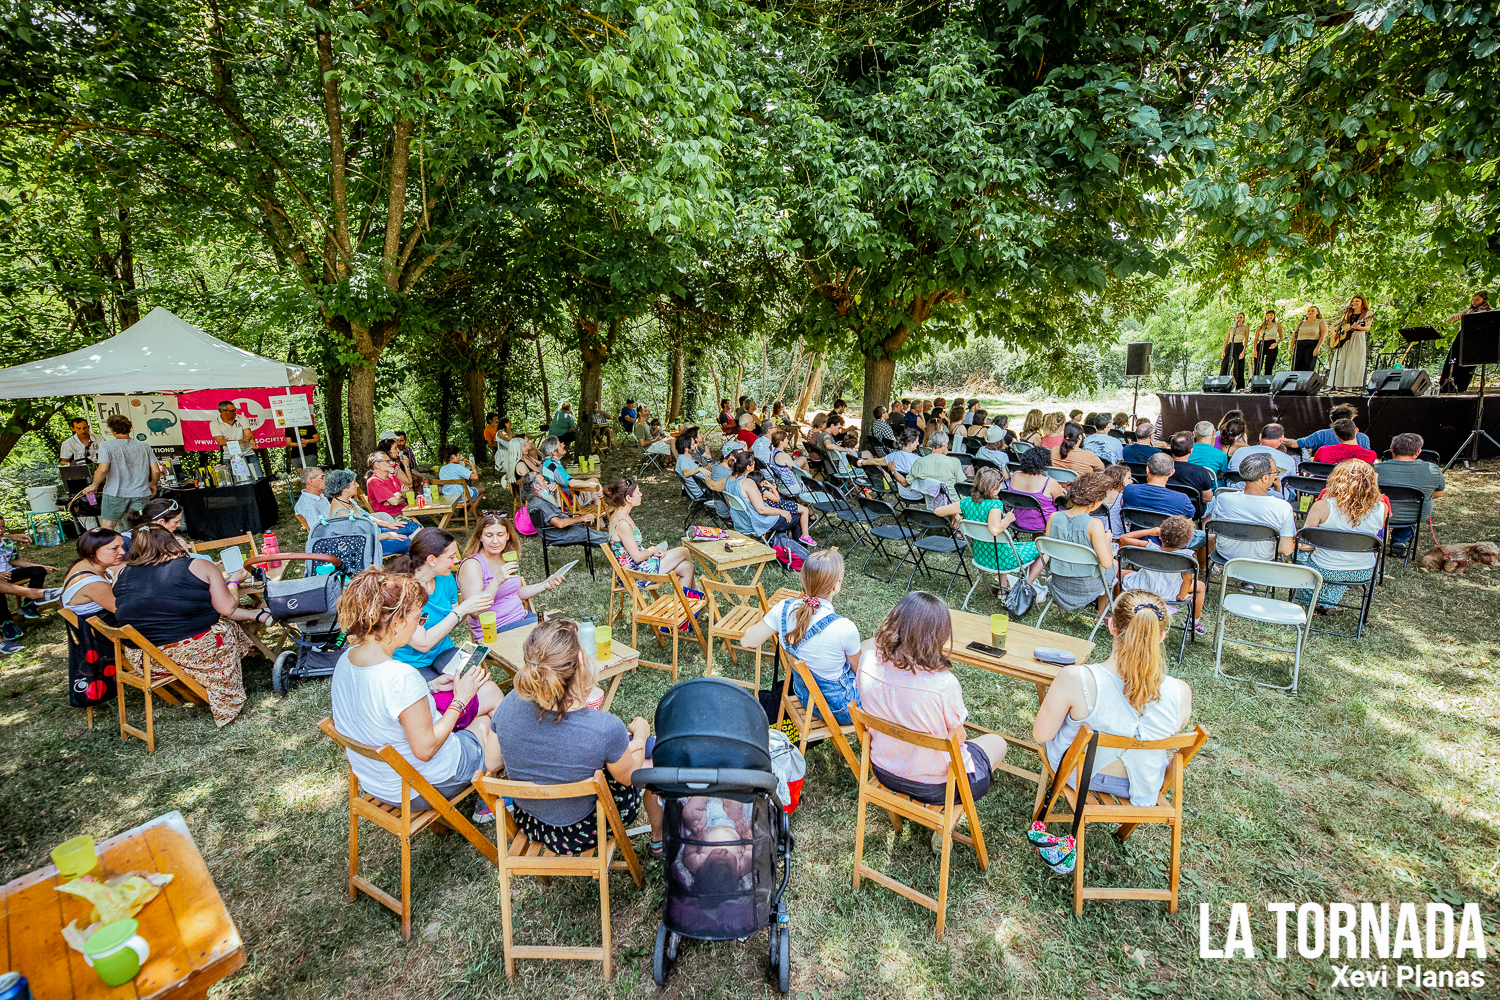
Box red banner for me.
[176,386,316,452]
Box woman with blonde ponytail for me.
[331,568,502,813]
[740,548,862,725]
[492,618,665,856]
[1032,590,1194,807]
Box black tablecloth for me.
[163,480,280,541]
[1156,392,1500,461]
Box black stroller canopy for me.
[653,678,772,773]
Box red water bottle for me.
[263,531,281,569]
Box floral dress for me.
[611,522,661,574]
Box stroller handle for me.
[633,767,778,795]
[245,553,343,571]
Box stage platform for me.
[1156,392,1500,461]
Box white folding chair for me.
[1034,535,1116,641]
[1213,558,1322,695]
[957,518,1038,611]
[1044,466,1078,484]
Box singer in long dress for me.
[1329,295,1372,390]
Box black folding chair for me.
[1121,507,1169,533]
[1123,461,1150,482]
[969,455,1002,475]
[1118,547,1199,663]
[1379,448,1441,464]
[528,505,596,580]
[677,471,723,530]
[1374,483,1425,580]
[898,509,973,596]
[996,489,1047,542]
[1165,481,1206,519]
[1299,460,1338,478]
[856,496,920,581]
[1296,527,1382,638]
[1281,475,1327,522]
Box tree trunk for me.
[576,316,614,458]
[347,362,378,463]
[437,369,453,450]
[683,345,701,419]
[115,203,140,329]
[325,368,346,468]
[861,354,896,435]
[536,336,551,419]
[0,401,62,466]
[465,367,487,456]
[667,345,684,424]
[796,358,825,420]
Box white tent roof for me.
[0,307,316,398]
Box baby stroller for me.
[255,513,379,696]
[635,678,794,992]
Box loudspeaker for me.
[1366,368,1432,396]
[1201,376,1235,393]
[1458,310,1500,366]
[1247,375,1274,393]
[1126,342,1152,377]
[1269,371,1324,395]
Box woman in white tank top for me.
[1033,591,1194,808]
[1296,459,1387,610]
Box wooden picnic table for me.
[485,619,640,711]
[0,811,244,1000]
[860,609,1095,806]
[401,501,457,530]
[684,529,777,597]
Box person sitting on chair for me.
[1293,403,1370,454]
[492,617,665,856]
[1007,446,1066,534]
[365,449,413,518]
[741,548,861,724]
[725,452,815,546]
[1294,460,1387,614]
[1204,453,1296,563]
[855,591,1010,803]
[972,425,1012,472]
[1166,432,1214,515]
[1374,432,1444,556]
[540,435,600,500]
[437,444,481,499]
[523,473,609,547]
[1033,591,1194,807]
[331,568,501,812]
[1043,473,1118,617]
[1121,421,1161,464]
[605,479,696,590]
[1118,515,1207,635]
[1122,453,1196,520]
[457,514,557,641]
[1050,422,1106,476]
[1227,423,1297,497]
[295,466,330,528]
[933,467,1042,592]
[1312,418,1377,465]
[325,469,420,556]
[111,523,262,726]
[1082,413,1123,465]
[1187,422,1228,481]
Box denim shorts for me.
[792,667,859,727]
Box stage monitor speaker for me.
[1458,310,1500,366]
[1269,371,1324,395]
[1366,368,1432,396]
[1201,375,1235,393]
[1126,342,1152,377]
[1248,375,1274,393]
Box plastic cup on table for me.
[82,918,150,987]
[427,485,439,504]
[51,834,99,881]
[595,626,612,662]
[480,611,497,645]
[990,613,1008,650]
[405,491,416,507]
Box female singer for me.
[1291,306,1327,372]
[1329,294,1372,390]
[1219,312,1251,389]
[1255,309,1283,377]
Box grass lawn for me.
[2,444,1498,999]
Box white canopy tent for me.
[0,307,315,398]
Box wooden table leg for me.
[600,668,629,711]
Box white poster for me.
[268,392,314,428]
[92,394,185,448]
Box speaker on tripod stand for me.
[1126,342,1151,425]
[1445,311,1500,468]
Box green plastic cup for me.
[84,918,149,987]
[51,834,98,880]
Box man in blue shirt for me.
[1082,413,1123,464]
[1293,403,1370,454]
[1122,453,1197,519]
[1121,422,1163,465]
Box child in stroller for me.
[635,678,794,993]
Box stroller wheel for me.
[652,921,672,987]
[775,925,791,993]
[271,650,298,697]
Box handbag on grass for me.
[1027,730,1099,875]
[1004,576,1036,618]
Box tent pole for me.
[289,385,307,472]
[317,391,331,468]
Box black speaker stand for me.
[1444,365,1500,469]
[1130,376,1142,428]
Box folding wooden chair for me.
[431,478,480,533]
[701,578,770,691]
[1037,722,1210,915]
[601,543,659,627]
[848,705,988,939]
[316,718,499,940]
[295,513,311,532]
[612,561,708,681]
[475,770,645,980]
[88,618,210,754]
[777,642,859,780]
[191,532,260,558]
[57,607,95,729]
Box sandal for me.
[650,840,664,859]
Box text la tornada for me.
[1200,902,1489,989]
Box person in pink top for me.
[855,592,1008,803]
[456,514,563,640]
[364,450,408,518]
[1312,418,1377,465]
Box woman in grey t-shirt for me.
[492,618,663,855]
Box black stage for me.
[1156,392,1500,461]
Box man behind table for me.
[60,416,98,466]
[209,400,254,453]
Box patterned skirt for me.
[511,772,642,855]
[125,619,252,727]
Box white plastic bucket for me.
[26,485,59,513]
